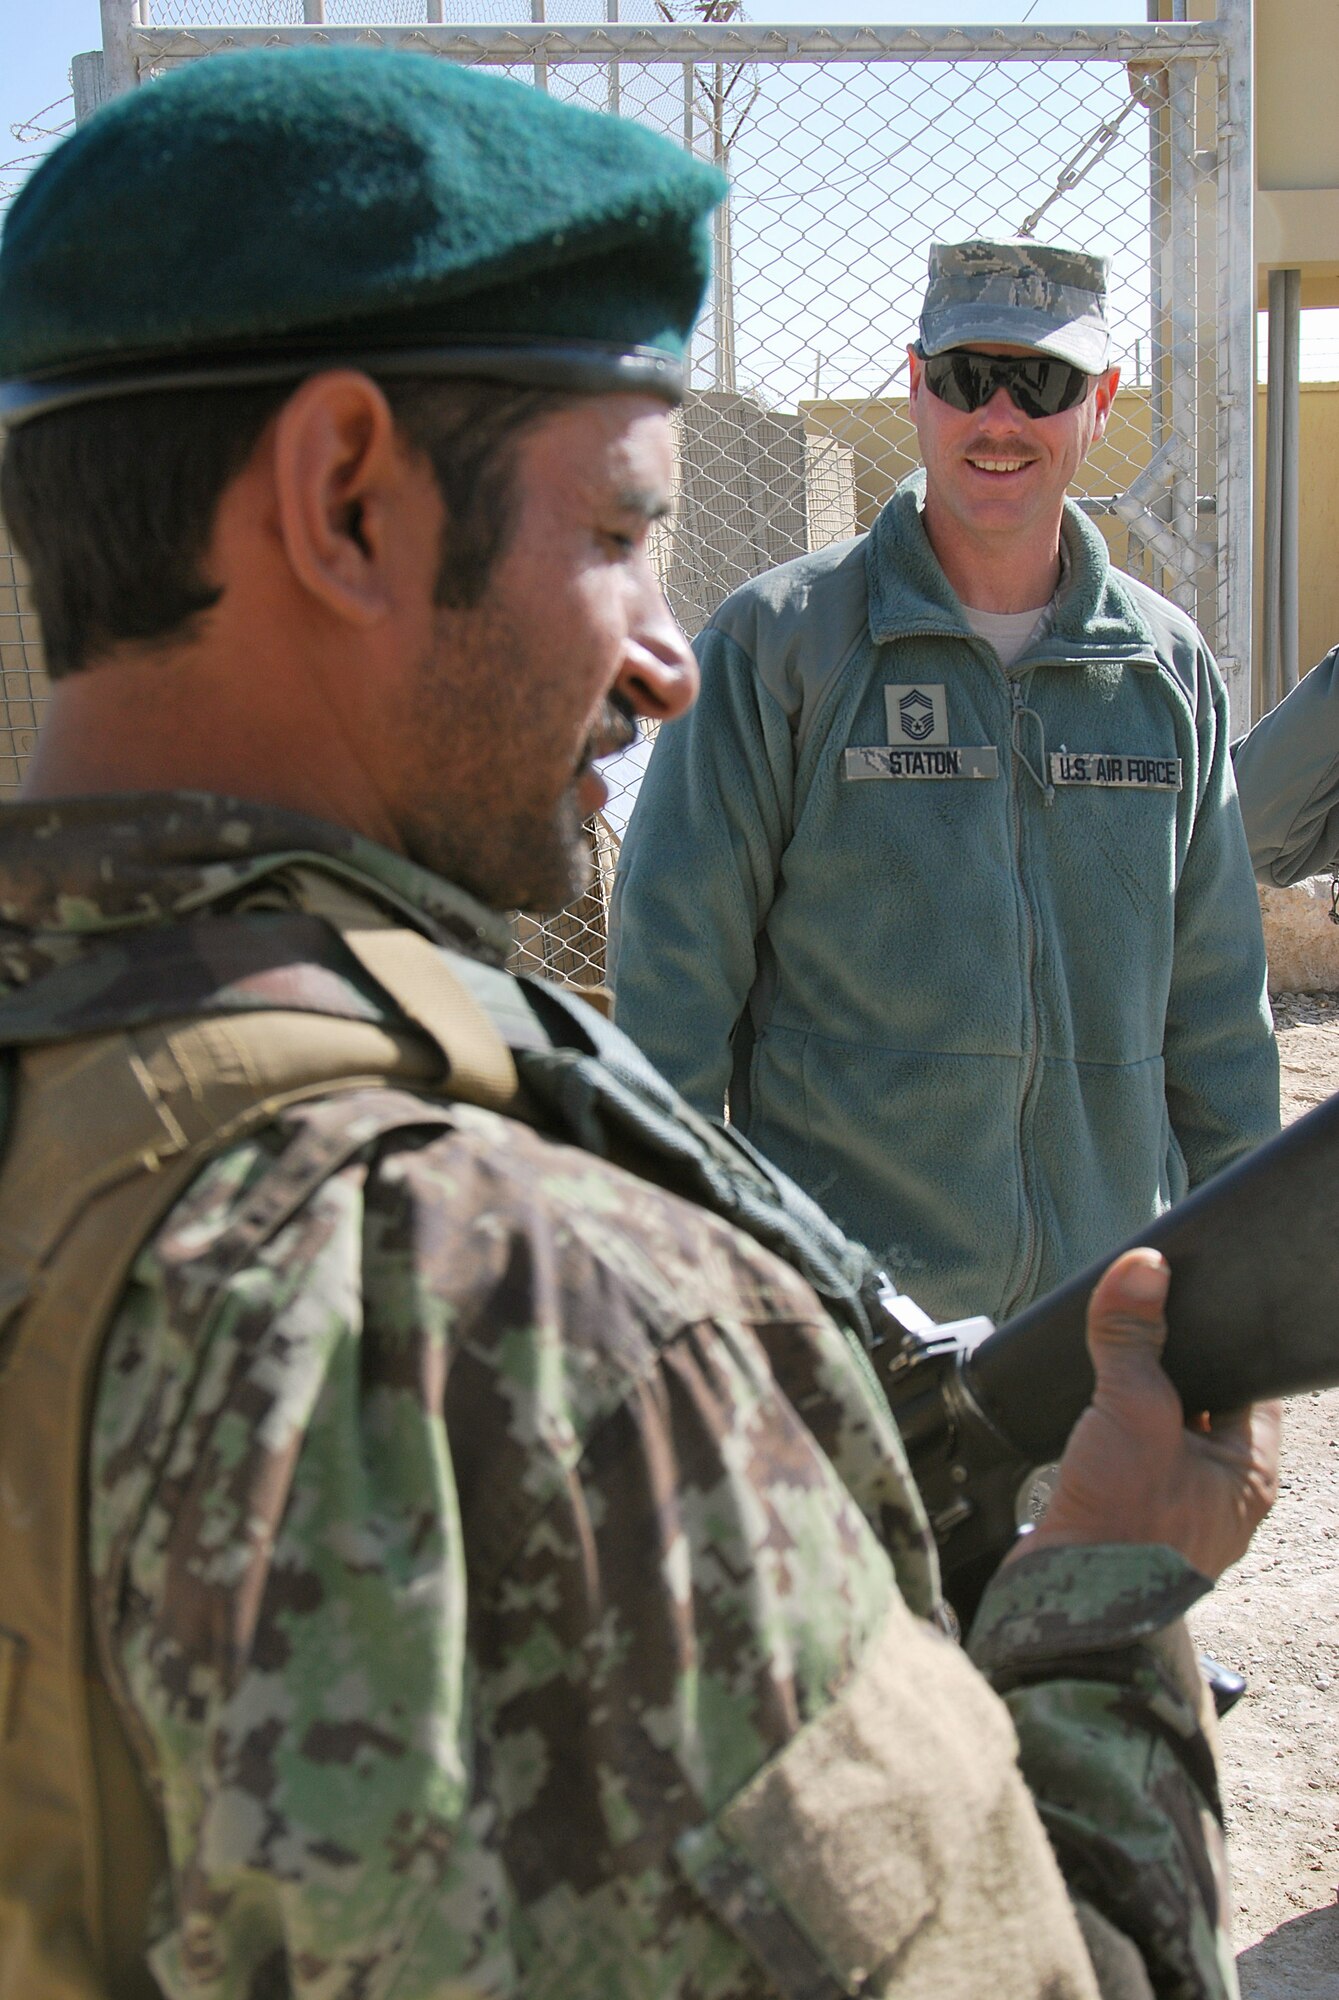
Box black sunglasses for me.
[916,345,1095,419]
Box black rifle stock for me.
[874,1090,1339,1627]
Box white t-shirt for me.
[959,542,1068,669]
[961,602,1051,670]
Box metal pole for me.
[99,0,137,97]
[1214,0,1254,730]
[1262,269,1285,714]
[1261,267,1300,708]
[531,0,548,93]
[1164,57,1199,617]
[682,60,695,391]
[303,1,325,21]
[426,1,444,18]
[708,66,736,393]
[1280,266,1302,695]
[1144,39,1170,571]
[607,0,621,117]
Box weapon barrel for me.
[964,1089,1339,1466]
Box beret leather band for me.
[0,338,685,429]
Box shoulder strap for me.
[282,865,520,1111]
[336,924,518,1109]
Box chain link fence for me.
[0,6,1252,991]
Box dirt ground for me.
[1187,991,1339,1996]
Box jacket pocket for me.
[675,1600,1100,2000]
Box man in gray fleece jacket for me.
[611,238,1277,1321]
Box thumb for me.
[1085,1247,1171,1392]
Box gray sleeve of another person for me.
[1233,645,1339,885]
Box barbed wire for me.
[1,94,75,207]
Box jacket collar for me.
[0,791,514,996]
[866,471,1162,667]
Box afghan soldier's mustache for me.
[584,691,639,765]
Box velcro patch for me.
[844,745,1000,782]
[1049,751,1182,791]
[676,1603,1100,2000]
[885,683,949,746]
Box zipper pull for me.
[1010,684,1055,805]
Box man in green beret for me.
[0,55,1276,2000]
[612,236,1278,1325]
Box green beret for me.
[0,47,726,426]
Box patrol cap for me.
[0,47,726,427]
[918,237,1111,373]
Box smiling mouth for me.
[966,456,1036,475]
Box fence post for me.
[71,51,109,124]
[1216,0,1254,732]
[99,0,138,98]
[531,0,548,94]
[606,0,620,116]
[1164,57,1200,619]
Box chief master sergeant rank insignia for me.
[842,682,1001,781]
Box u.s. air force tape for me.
[1048,751,1182,790]
[844,745,1001,781]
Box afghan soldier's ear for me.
[269,370,413,630]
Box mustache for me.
[963,440,1040,461]
[582,690,639,766]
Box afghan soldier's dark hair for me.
[0,377,565,678]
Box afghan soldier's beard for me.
[527,788,595,914]
[396,617,626,915]
[400,781,593,917]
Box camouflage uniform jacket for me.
[0,795,1239,1999]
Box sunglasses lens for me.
[922,349,1091,417]
[1008,356,1092,417]
[926,351,992,413]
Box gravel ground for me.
[1186,992,1339,1997]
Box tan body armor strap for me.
[338,925,519,1111]
[0,940,504,2000]
[285,867,521,1113]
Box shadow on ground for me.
[1239,1903,1339,1999]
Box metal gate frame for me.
[94,2,1256,729]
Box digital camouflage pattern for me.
[919,237,1111,372]
[0,795,1241,1998]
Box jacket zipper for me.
[1006,675,1043,1315]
